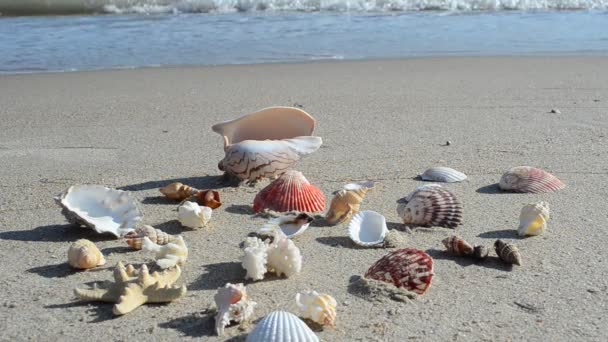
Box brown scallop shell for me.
[253,170,325,213]
[364,248,434,295]
[499,166,565,193]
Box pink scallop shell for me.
[253,170,325,213]
[364,248,434,295]
[499,166,565,193]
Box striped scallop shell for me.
[246,310,319,342]
[124,225,176,250]
[494,240,522,266]
[420,167,467,183]
[499,166,565,193]
[364,248,434,295]
[347,210,388,247]
[442,235,474,256]
[253,170,325,213]
[396,185,462,228]
[518,201,550,236]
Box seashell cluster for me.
[67,239,106,270]
[364,248,434,295]
[246,310,319,342]
[241,231,302,280]
[124,225,176,250]
[295,290,337,327]
[258,212,314,238]
[214,283,257,336]
[518,201,550,237]
[494,240,522,266]
[499,166,565,193]
[178,201,212,229]
[396,184,463,229]
[442,235,489,260]
[347,210,388,247]
[142,235,188,269]
[419,167,467,183]
[55,185,142,237]
[159,183,222,209]
[325,181,374,225]
[253,170,325,213]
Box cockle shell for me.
[124,225,176,250]
[347,210,388,247]
[253,170,325,213]
[178,201,212,229]
[518,201,550,237]
[142,235,188,269]
[259,213,314,238]
[442,235,474,256]
[246,310,319,342]
[325,181,374,225]
[494,240,522,266]
[364,248,434,295]
[68,239,106,269]
[214,283,257,336]
[396,185,463,228]
[55,185,142,237]
[420,167,467,183]
[295,290,337,327]
[159,182,198,201]
[499,166,565,193]
[241,237,270,281]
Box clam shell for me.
[55,185,141,237]
[518,201,550,237]
[125,225,176,250]
[347,210,388,247]
[253,170,325,213]
[67,239,106,269]
[494,240,522,266]
[420,167,467,183]
[442,235,474,256]
[396,185,462,228]
[499,166,565,193]
[246,310,319,342]
[259,213,314,238]
[325,181,374,225]
[364,248,434,295]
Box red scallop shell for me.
[499,166,565,193]
[253,170,325,213]
[364,248,434,295]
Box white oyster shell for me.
[420,167,467,183]
[246,311,319,342]
[178,201,212,229]
[348,210,388,247]
[55,185,141,237]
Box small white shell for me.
[266,232,302,278]
[295,290,337,327]
[420,167,467,183]
[178,201,212,229]
[348,210,388,247]
[258,213,314,238]
[518,201,550,236]
[246,310,319,342]
[241,237,269,281]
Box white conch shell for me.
[55,185,142,237]
[325,181,374,225]
[518,201,550,236]
[246,310,319,342]
[258,213,314,238]
[67,239,106,269]
[419,167,467,183]
[142,235,188,269]
[214,283,257,336]
[347,210,388,247]
[177,201,212,229]
[267,231,302,278]
[295,290,337,327]
[241,237,269,281]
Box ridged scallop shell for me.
[246,310,319,342]
[499,166,565,193]
[295,290,337,327]
[325,181,374,225]
[518,201,550,237]
[420,167,467,183]
[347,210,388,247]
[494,240,522,266]
[253,170,325,213]
[68,239,106,269]
[442,235,474,256]
[124,225,176,250]
[364,248,434,295]
[55,185,141,237]
[396,185,462,228]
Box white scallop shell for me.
[420,167,467,183]
[348,210,388,247]
[246,310,319,342]
[55,185,141,237]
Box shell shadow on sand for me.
[45,302,115,323]
[224,204,255,215]
[159,311,215,338]
[478,229,523,240]
[189,261,246,291]
[476,183,508,194]
[27,262,76,278]
[118,174,239,192]
[426,248,513,272]
[0,224,117,243]
[316,236,374,250]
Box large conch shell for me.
[124,225,177,250]
[325,181,374,225]
[499,166,565,193]
[295,290,337,327]
[212,107,322,182]
[214,283,257,336]
[253,170,325,213]
[142,235,188,269]
[246,311,319,342]
[518,201,550,236]
[68,239,106,269]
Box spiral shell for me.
[499,166,565,193]
[364,248,434,295]
[325,181,374,225]
[253,170,325,213]
[396,185,462,228]
[494,240,522,266]
[442,235,474,256]
[125,225,176,250]
[68,239,106,269]
[420,167,467,183]
[518,201,550,237]
[159,182,198,201]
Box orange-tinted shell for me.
[159,182,198,201]
[253,170,325,213]
[194,190,222,209]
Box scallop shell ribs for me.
[364,248,434,295]
[396,185,462,228]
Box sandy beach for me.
[0,57,607,341]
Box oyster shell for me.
[253,170,325,213]
[68,239,106,269]
[347,210,388,247]
[518,201,550,236]
[420,167,467,183]
[499,166,565,193]
[246,310,319,342]
[177,201,212,229]
[364,248,434,295]
[214,283,257,336]
[396,184,462,228]
[295,290,337,327]
[325,181,374,225]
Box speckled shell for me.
[253,170,325,213]
[159,182,198,201]
[420,167,467,183]
[499,166,565,193]
[364,248,434,295]
[325,181,374,225]
[442,235,474,256]
[494,240,522,266]
[518,201,550,237]
[347,210,388,247]
[68,239,106,269]
[246,310,319,342]
[396,185,462,228]
[125,225,176,250]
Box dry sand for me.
[0,57,607,341]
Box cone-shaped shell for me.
[159,182,198,201]
[325,181,374,225]
[442,235,474,256]
[420,167,467,183]
[253,170,325,213]
[348,210,388,247]
[364,248,434,295]
[246,310,319,342]
[396,185,462,228]
[499,166,565,193]
[68,239,106,269]
[518,201,550,237]
[494,240,522,266]
[125,225,176,250]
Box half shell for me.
[246,310,319,342]
[518,201,550,236]
[325,181,374,225]
[364,248,434,295]
[420,167,467,183]
[55,185,142,237]
[253,170,325,213]
[347,210,388,247]
[68,239,106,269]
[499,166,565,193]
[396,185,462,228]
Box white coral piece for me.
[178,201,212,229]
[266,231,302,278]
[241,237,269,281]
[295,290,337,327]
[214,283,257,336]
[142,235,188,269]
